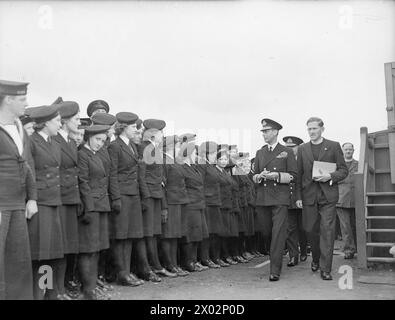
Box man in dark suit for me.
[0,80,37,300]
[336,142,358,259]
[296,117,348,280]
[253,119,297,281]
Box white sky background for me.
[0,0,394,158]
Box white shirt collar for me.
[267,141,279,150]
[84,143,95,154]
[38,130,50,142]
[59,129,69,142]
[120,135,130,146]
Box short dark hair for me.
[342,142,354,149]
[306,117,324,127]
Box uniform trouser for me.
[303,201,337,273]
[336,207,357,255]
[0,210,33,300]
[256,205,288,275]
[287,209,308,258]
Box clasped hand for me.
[259,170,279,181]
[313,172,332,183]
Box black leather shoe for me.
[117,275,143,287]
[140,271,162,282]
[154,268,178,277]
[311,261,320,272]
[129,273,145,285]
[300,254,307,262]
[216,259,230,267]
[269,274,280,281]
[320,271,333,280]
[287,257,298,267]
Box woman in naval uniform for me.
[77,125,112,300]
[161,135,190,276]
[28,105,65,300]
[53,101,82,299]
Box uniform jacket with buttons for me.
[0,124,37,211]
[97,140,118,202]
[163,154,190,205]
[182,164,205,210]
[78,146,110,213]
[108,137,140,199]
[53,133,80,205]
[254,143,297,206]
[337,159,358,208]
[138,140,165,199]
[296,138,348,206]
[195,163,222,207]
[29,131,62,206]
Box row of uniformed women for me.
[24,100,266,300]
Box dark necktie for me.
[269,146,272,152]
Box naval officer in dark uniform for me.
[0,80,37,300]
[253,119,297,281]
[283,136,308,267]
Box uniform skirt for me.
[78,212,109,253]
[220,209,239,237]
[184,207,208,243]
[238,207,248,234]
[142,197,162,237]
[229,212,239,237]
[28,205,64,261]
[59,205,79,254]
[180,204,188,238]
[244,206,255,236]
[109,194,144,240]
[204,206,223,235]
[161,204,182,238]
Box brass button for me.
[264,184,267,187]
[274,183,277,186]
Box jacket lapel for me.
[318,138,329,161]
[118,137,135,160]
[33,132,60,164]
[55,134,78,164]
[261,144,282,168]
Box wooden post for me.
[384,62,395,184]
[355,172,367,269]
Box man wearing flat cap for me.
[253,118,297,281]
[0,80,38,300]
[283,136,308,267]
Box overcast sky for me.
[1,0,394,157]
